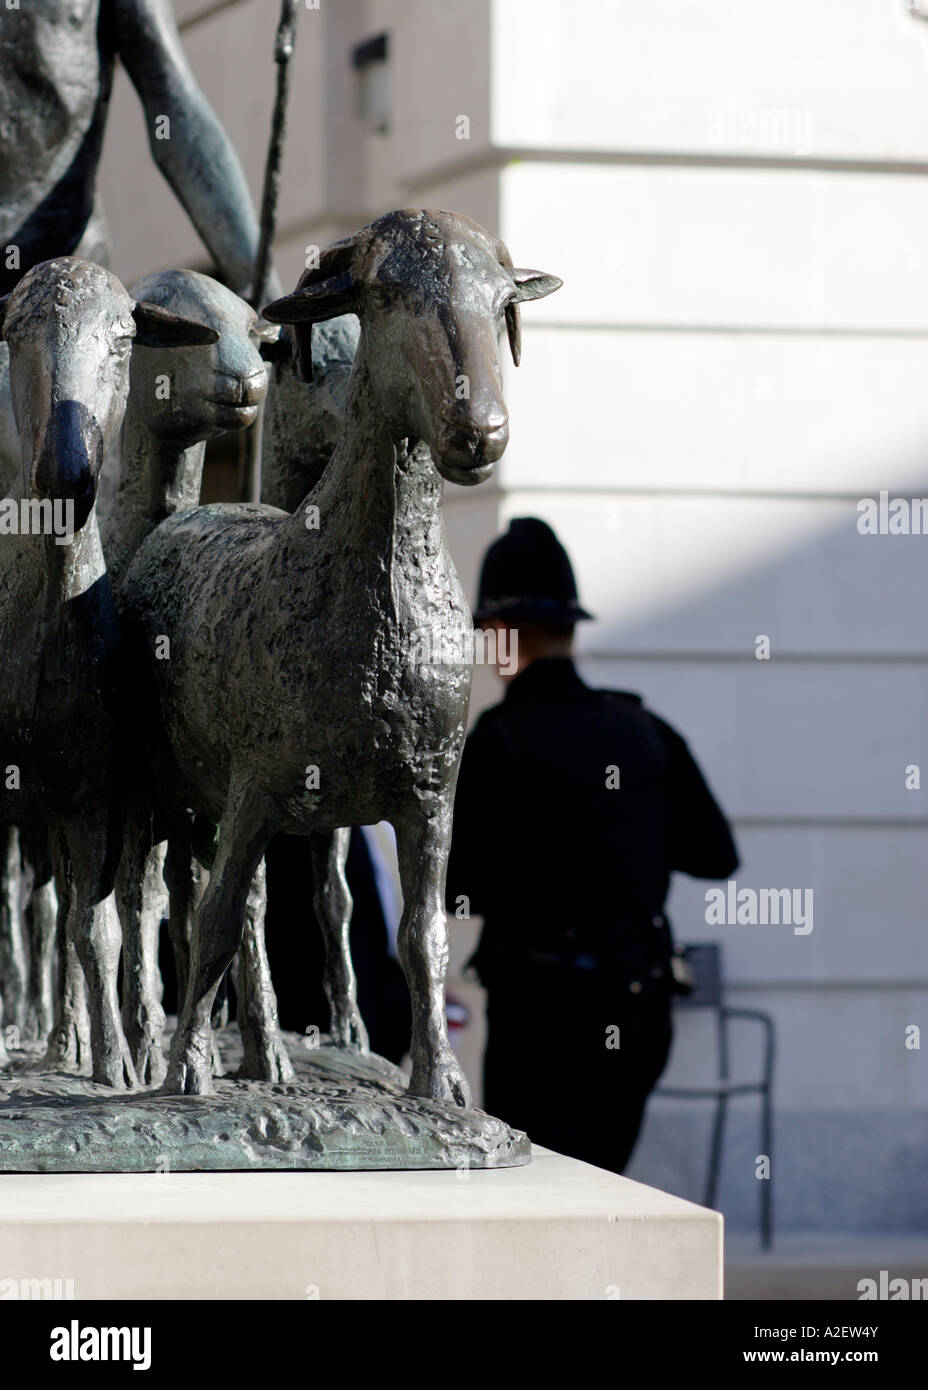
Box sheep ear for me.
[293,326,316,384]
[260,322,318,384]
[262,232,362,382]
[132,301,220,348]
[505,301,522,367]
[262,272,356,326]
[512,269,563,303]
[503,269,560,366]
[0,292,10,340]
[263,276,356,383]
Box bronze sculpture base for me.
[0,1029,529,1173]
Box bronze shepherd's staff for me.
[245,0,300,502]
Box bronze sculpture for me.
[261,316,360,513]
[108,268,298,1086]
[107,269,282,1084]
[0,0,280,501]
[0,0,268,299]
[120,209,560,1103]
[0,9,563,1170]
[0,0,285,1059]
[0,267,356,1087]
[0,257,215,1085]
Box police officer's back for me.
[447,518,738,1173]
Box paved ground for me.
[725,1231,928,1300]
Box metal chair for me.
[656,943,775,1247]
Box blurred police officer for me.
[446,518,738,1173]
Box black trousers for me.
[483,962,672,1175]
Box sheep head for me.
[0,258,217,529]
[126,270,269,445]
[263,209,561,486]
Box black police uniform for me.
[446,655,739,1173]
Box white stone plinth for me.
[0,1147,722,1300]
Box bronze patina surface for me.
[0,1027,529,1171]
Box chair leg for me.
[760,1084,773,1249]
[705,1095,727,1209]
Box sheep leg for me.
[0,826,28,1039]
[63,809,137,1089]
[164,819,227,1074]
[165,813,226,1067]
[117,805,168,1086]
[21,827,57,1042]
[164,787,269,1096]
[164,814,208,1011]
[394,801,471,1108]
[310,828,368,1051]
[43,831,92,1074]
[212,965,230,1031]
[236,857,294,1081]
